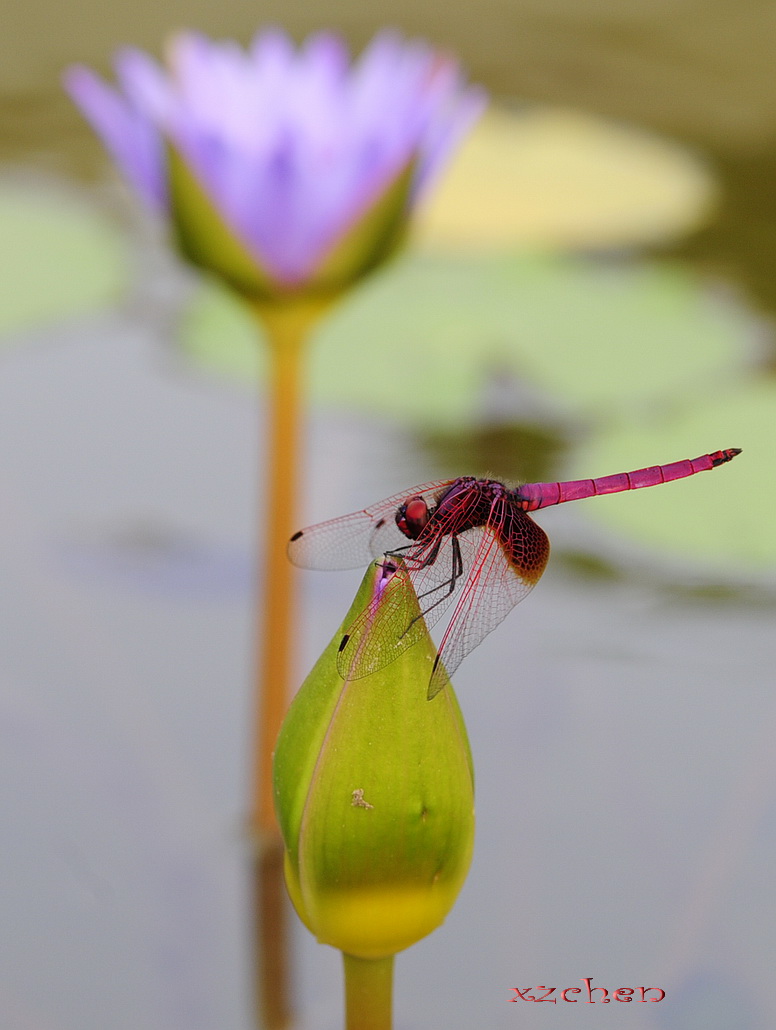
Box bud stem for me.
[343,953,395,1030]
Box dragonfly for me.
[288,448,741,698]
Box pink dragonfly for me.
[289,448,741,698]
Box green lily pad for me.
[565,379,776,569]
[180,252,753,427]
[0,178,127,335]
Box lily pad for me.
[565,379,776,570]
[0,178,127,335]
[414,106,717,252]
[180,251,754,427]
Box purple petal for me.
[221,142,312,284]
[249,26,296,76]
[413,84,488,197]
[114,47,174,126]
[166,32,225,130]
[64,65,165,208]
[300,31,350,85]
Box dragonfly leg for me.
[400,535,464,638]
[387,533,444,572]
[385,542,416,558]
[415,534,463,602]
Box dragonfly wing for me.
[428,510,550,698]
[288,479,455,570]
[288,509,404,570]
[336,526,498,681]
[336,561,432,679]
[401,529,485,630]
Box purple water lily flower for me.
[65,29,485,295]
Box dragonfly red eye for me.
[396,497,431,540]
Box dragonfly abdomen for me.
[516,448,741,511]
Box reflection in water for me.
[55,521,252,598]
[654,970,759,1030]
[253,840,292,1030]
[674,149,776,334]
[421,357,573,483]
[422,421,570,485]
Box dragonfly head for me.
[395,496,431,540]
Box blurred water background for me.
[1,2,775,1029]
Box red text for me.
[510,978,666,1004]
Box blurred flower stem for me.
[248,295,335,1030]
[249,296,334,841]
[343,955,394,1030]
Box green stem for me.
[343,954,394,1030]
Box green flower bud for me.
[273,559,475,959]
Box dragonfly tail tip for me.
[713,447,742,466]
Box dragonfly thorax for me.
[396,476,512,544]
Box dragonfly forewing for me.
[287,478,455,570]
[336,560,436,680]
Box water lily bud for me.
[273,559,475,959]
[65,29,485,302]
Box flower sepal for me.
[168,141,415,303]
[306,161,415,295]
[167,142,287,301]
